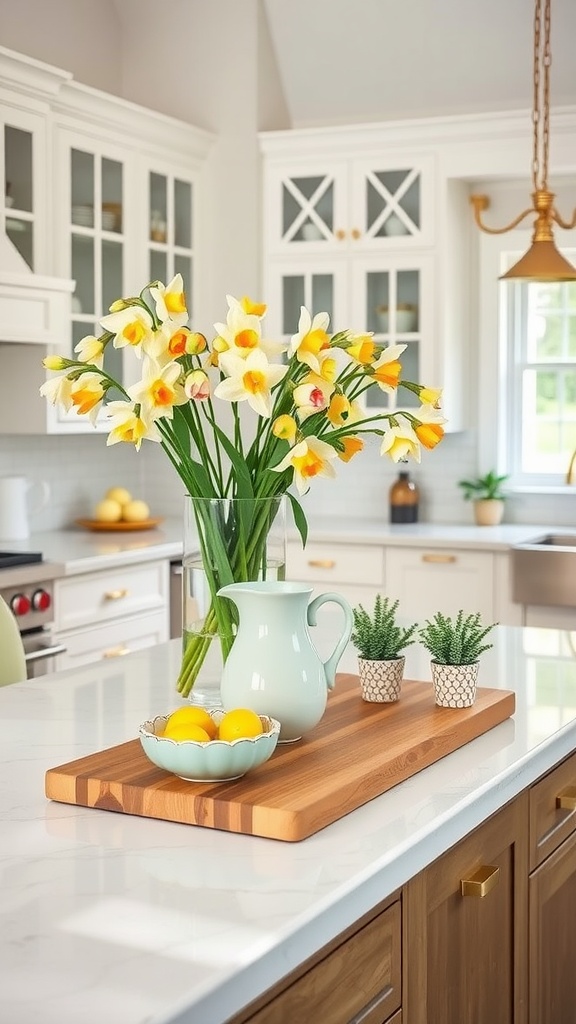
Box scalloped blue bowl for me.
[138,710,280,782]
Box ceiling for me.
[262,0,576,128]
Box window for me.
[478,230,576,489]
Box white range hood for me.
[0,230,74,346]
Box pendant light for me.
[470,0,576,282]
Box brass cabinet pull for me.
[422,554,457,564]
[335,228,346,240]
[556,786,576,811]
[104,588,129,601]
[351,228,361,239]
[102,645,131,659]
[460,865,500,898]
[308,558,336,569]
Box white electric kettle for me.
[0,476,50,540]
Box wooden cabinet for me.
[529,751,576,1023]
[53,559,169,670]
[405,795,529,1024]
[287,538,384,608]
[227,894,402,1024]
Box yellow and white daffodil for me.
[149,273,188,327]
[272,435,339,495]
[148,324,206,366]
[336,436,364,462]
[289,307,331,374]
[346,334,377,365]
[413,403,446,449]
[106,401,161,450]
[214,297,285,362]
[239,296,267,317]
[380,423,421,462]
[184,369,210,401]
[100,304,155,357]
[128,359,187,420]
[272,414,297,444]
[214,349,287,418]
[39,373,74,412]
[372,344,407,393]
[74,335,105,369]
[293,377,334,422]
[69,373,106,424]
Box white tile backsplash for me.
[1,428,575,533]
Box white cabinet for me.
[0,46,214,435]
[287,538,384,608]
[260,127,467,430]
[53,559,170,671]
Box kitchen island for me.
[2,626,576,1023]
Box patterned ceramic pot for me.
[431,660,479,708]
[358,656,405,703]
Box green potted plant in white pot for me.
[457,470,509,526]
[351,595,418,703]
[418,609,497,708]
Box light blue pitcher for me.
[217,581,353,742]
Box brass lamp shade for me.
[500,238,576,282]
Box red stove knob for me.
[32,588,51,612]
[11,593,31,617]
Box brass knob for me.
[422,554,457,564]
[102,645,131,659]
[556,786,576,811]
[351,228,361,240]
[335,229,346,240]
[460,865,500,898]
[104,588,129,601]
[308,559,336,569]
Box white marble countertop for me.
[2,625,576,1024]
[291,517,564,551]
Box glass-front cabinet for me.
[147,167,194,319]
[1,106,47,273]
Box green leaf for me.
[212,424,254,498]
[286,492,308,548]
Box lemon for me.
[165,706,217,739]
[94,498,123,522]
[122,499,150,522]
[218,708,264,742]
[105,486,132,506]
[163,721,211,742]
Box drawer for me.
[55,560,169,631]
[530,750,576,870]
[238,899,401,1024]
[287,541,384,587]
[53,610,168,671]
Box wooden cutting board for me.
[45,676,515,842]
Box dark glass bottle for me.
[389,471,419,523]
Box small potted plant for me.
[457,470,509,526]
[418,609,497,708]
[351,595,418,703]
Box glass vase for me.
[176,495,287,707]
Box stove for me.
[0,551,66,676]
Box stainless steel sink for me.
[512,533,576,607]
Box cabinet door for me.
[1,104,47,272]
[350,155,435,248]
[385,547,495,622]
[350,252,435,414]
[145,160,195,309]
[529,829,576,1023]
[264,257,349,340]
[264,160,349,253]
[405,795,528,1024]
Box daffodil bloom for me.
[240,296,267,317]
[184,369,210,401]
[372,344,407,393]
[151,324,206,364]
[415,421,444,450]
[289,307,331,374]
[106,401,161,450]
[74,335,105,368]
[128,360,187,420]
[39,373,74,410]
[43,354,69,372]
[217,296,286,362]
[149,273,188,326]
[314,351,338,383]
[271,436,338,495]
[293,378,333,422]
[215,349,287,418]
[337,436,364,462]
[70,373,106,424]
[327,392,351,426]
[346,334,377,364]
[419,386,443,408]
[272,414,297,443]
[380,424,421,463]
[100,305,155,357]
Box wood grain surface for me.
[45,676,515,842]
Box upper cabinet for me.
[0,46,214,434]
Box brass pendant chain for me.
[532,0,551,193]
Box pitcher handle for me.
[307,592,353,691]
